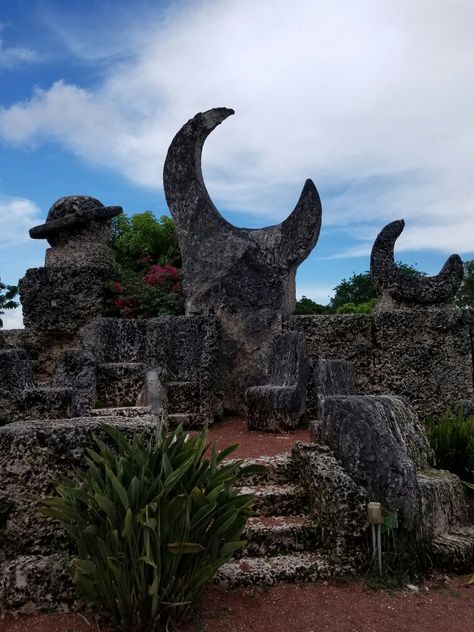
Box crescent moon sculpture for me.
[163,107,322,314]
[370,220,464,308]
[163,107,322,409]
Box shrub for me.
[0,278,18,328]
[426,411,474,484]
[108,211,185,318]
[40,425,262,632]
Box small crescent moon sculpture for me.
[370,220,464,307]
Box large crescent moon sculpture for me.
[370,220,464,308]
[163,107,322,315]
[163,107,322,409]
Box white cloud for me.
[0,196,43,247]
[1,306,23,330]
[0,0,473,255]
[0,24,38,69]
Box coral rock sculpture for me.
[164,108,321,409]
[370,219,464,310]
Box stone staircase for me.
[215,454,354,587]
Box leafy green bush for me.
[108,211,185,318]
[40,425,262,632]
[426,411,474,484]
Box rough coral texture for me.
[0,554,74,614]
[52,349,97,414]
[246,331,311,431]
[291,442,368,558]
[163,108,322,411]
[95,362,146,408]
[0,387,73,425]
[287,308,474,420]
[417,469,467,537]
[0,416,160,611]
[0,349,33,392]
[19,266,115,380]
[370,220,464,310]
[318,395,433,527]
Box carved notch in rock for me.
[370,219,464,310]
[163,108,322,409]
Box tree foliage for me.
[109,212,184,318]
[0,279,18,328]
[295,263,425,315]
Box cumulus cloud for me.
[0,196,43,247]
[0,0,473,255]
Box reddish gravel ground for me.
[1,577,472,632]
[205,415,310,459]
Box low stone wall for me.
[287,308,474,420]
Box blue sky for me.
[1,0,473,327]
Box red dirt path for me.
[205,416,310,459]
[1,577,472,632]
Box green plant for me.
[366,509,431,588]
[40,424,263,632]
[426,411,474,484]
[0,278,18,328]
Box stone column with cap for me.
[19,196,122,379]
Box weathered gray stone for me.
[80,317,146,363]
[19,196,122,381]
[246,331,310,431]
[0,387,73,425]
[287,309,474,420]
[318,395,433,526]
[163,108,322,410]
[96,362,146,408]
[313,358,354,396]
[52,350,97,414]
[373,308,474,418]
[30,195,121,266]
[292,442,368,558]
[371,219,464,310]
[0,417,160,566]
[0,349,33,393]
[286,315,374,394]
[146,315,223,424]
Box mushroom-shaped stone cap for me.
[29,195,122,246]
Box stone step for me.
[239,484,308,516]
[430,525,474,573]
[214,551,349,587]
[89,406,154,418]
[229,453,295,486]
[167,413,211,429]
[0,553,74,613]
[239,515,320,557]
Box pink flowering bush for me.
[108,212,185,318]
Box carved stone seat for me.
[145,315,223,427]
[246,331,310,432]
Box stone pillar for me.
[19,196,122,379]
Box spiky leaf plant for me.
[40,424,263,631]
